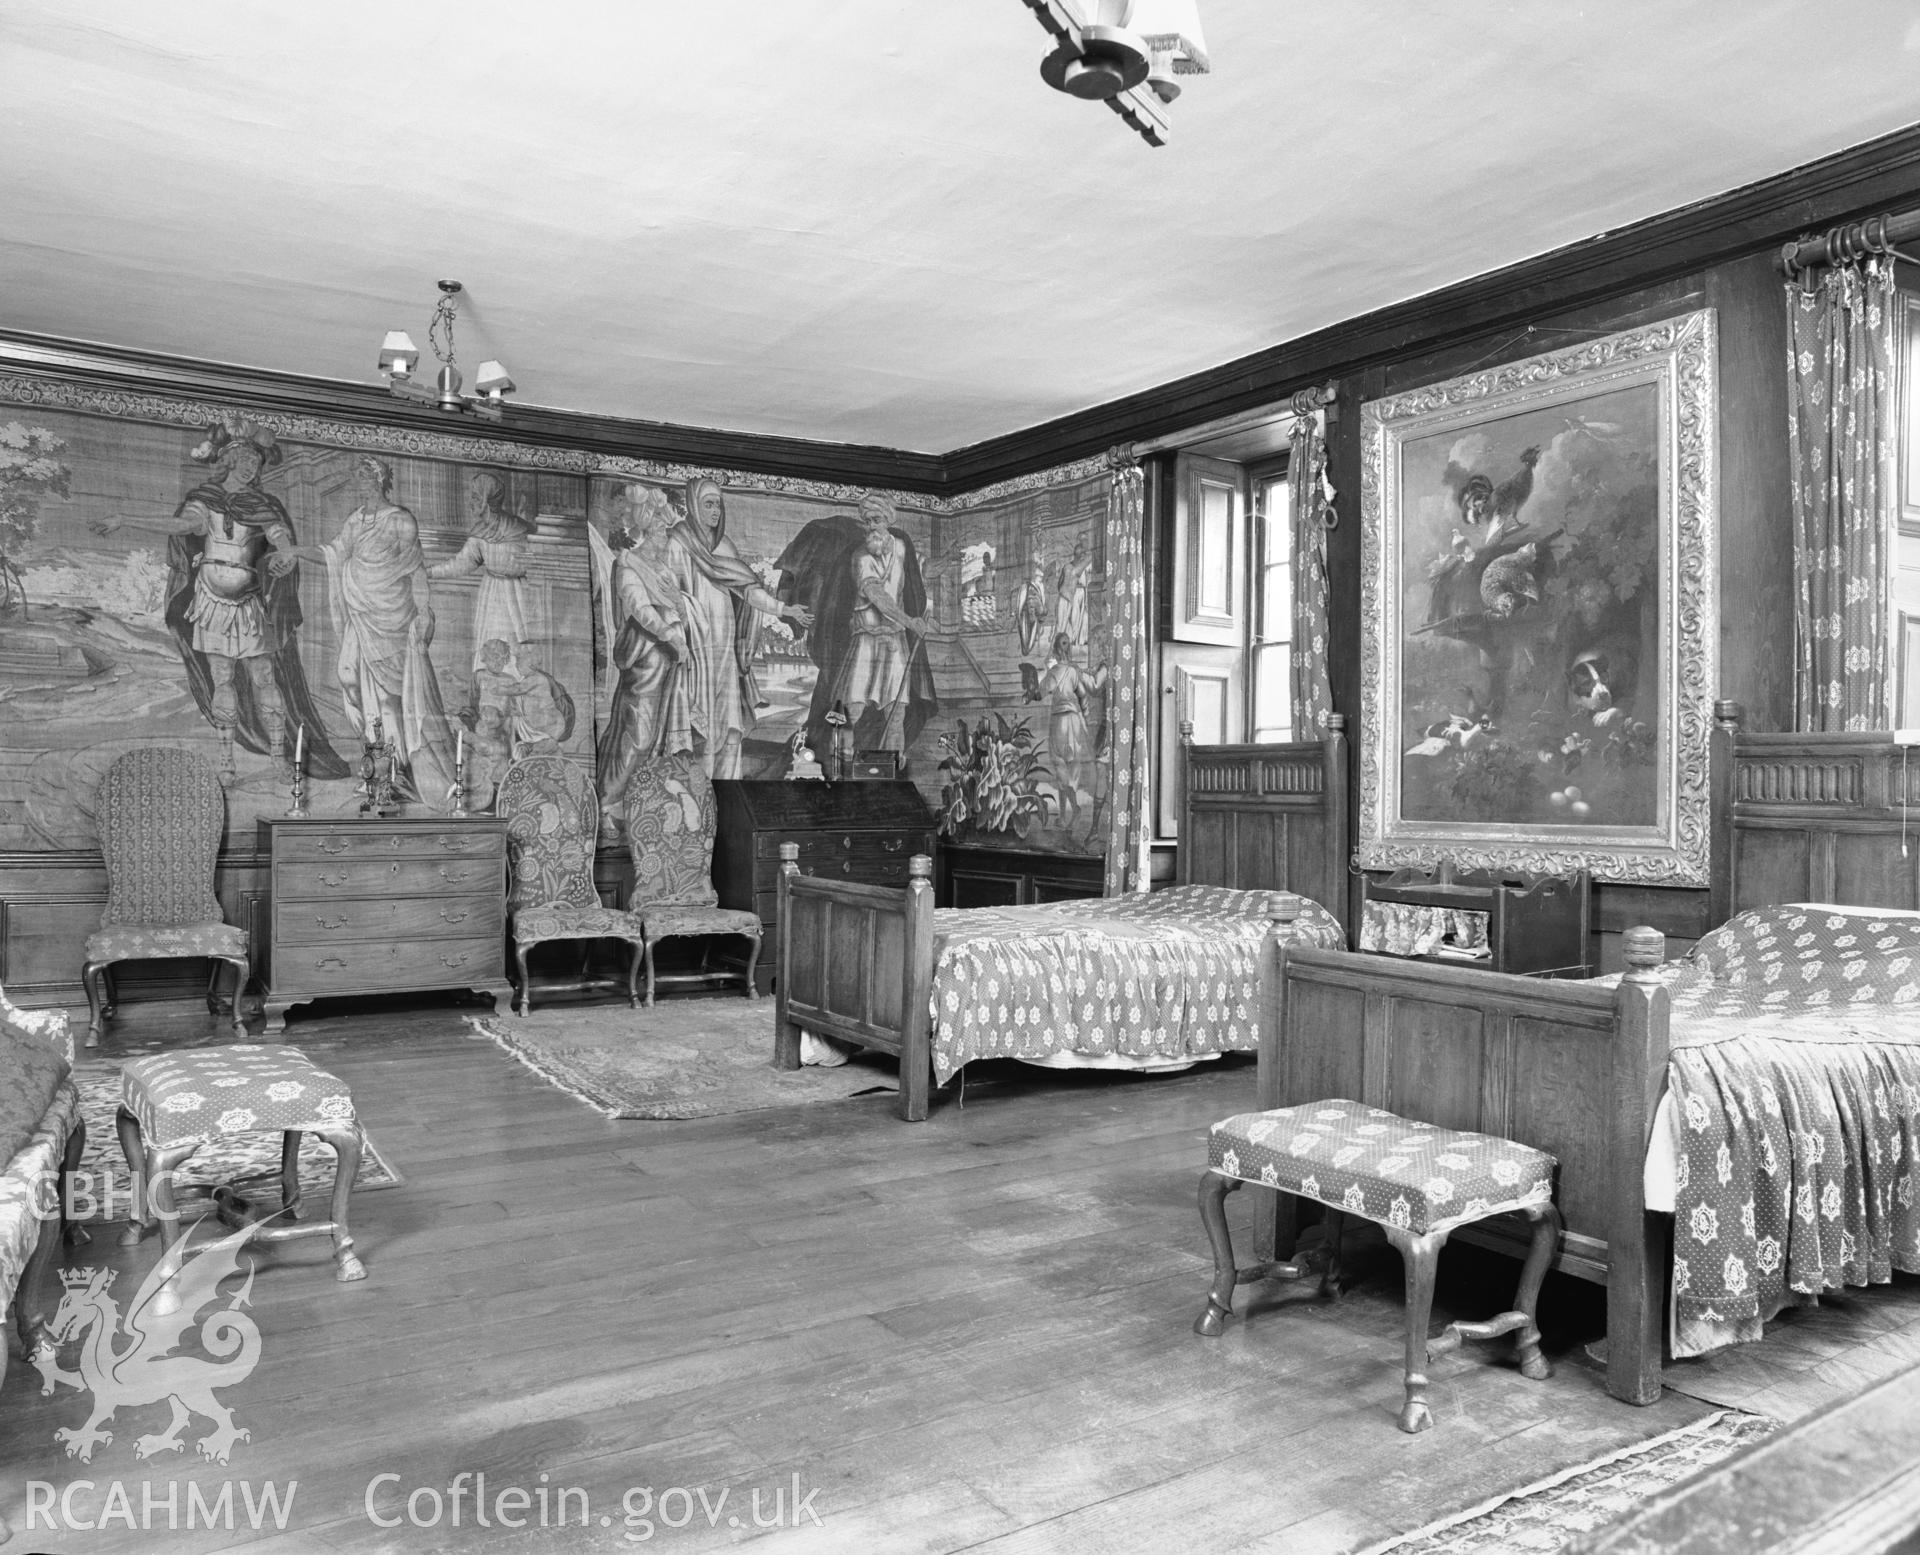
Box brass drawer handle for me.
[882,837,903,852]
[318,838,348,856]
[439,908,471,925]
[318,871,348,888]
[314,954,348,970]
[440,951,471,969]
[438,865,469,883]
[314,914,348,930]
[438,836,461,851]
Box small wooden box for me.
[1361,863,1592,978]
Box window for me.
[1898,289,1920,725]
[1249,465,1293,743]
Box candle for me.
[293,725,305,771]
[455,728,465,767]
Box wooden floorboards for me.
[3,994,1917,1552]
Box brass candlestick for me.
[286,726,309,816]
[449,742,470,818]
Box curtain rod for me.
[1777,210,1920,278]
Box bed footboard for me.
[1261,927,1674,1406]
[775,844,935,1121]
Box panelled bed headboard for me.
[1178,714,1350,934]
[1710,703,1920,925]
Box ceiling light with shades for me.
[1022,0,1209,146]
[377,279,514,421]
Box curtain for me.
[1289,404,1336,736]
[1101,452,1151,895]
[1787,258,1896,732]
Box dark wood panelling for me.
[1706,252,1796,733]
[0,849,270,1005]
[1382,999,1486,1133]
[0,843,647,1008]
[936,845,1101,909]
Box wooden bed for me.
[773,716,1352,1121]
[1257,706,1920,1407]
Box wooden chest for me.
[258,816,513,1032]
[712,780,936,994]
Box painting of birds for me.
[1479,541,1543,618]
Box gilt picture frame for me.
[1356,309,1716,885]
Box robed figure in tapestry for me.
[164,414,346,780]
[271,453,460,806]
[775,492,938,771]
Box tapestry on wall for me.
[583,461,1113,858]
[0,391,597,850]
[0,377,1118,862]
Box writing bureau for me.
[712,779,936,995]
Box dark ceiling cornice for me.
[943,115,1920,487]
[0,331,952,495]
[9,116,1920,499]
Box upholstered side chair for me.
[82,747,249,1048]
[496,754,647,1014]
[626,756,760,1006]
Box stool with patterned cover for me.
[116,1046,366,1283]
[1194,1098,1561,1433]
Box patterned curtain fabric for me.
[1101,452,1151,895]
[1787,258,1896,732]
[1289,406,1336,736]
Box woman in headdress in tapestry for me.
[429,470,540,668]
[595,485,696,806]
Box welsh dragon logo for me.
[32,1216,265,1464]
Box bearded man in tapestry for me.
[775,493,938,771]
[164,414,344,780]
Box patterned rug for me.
[1355,1409,1777,1554]
[69,1059,404,1223]
[466,999,898,1119]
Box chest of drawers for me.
[712,780,936,994]
[258,816,513,1032]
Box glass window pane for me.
[1261,558,1292,644]
[1252,644,1290,740]
[1907,305,1920,509]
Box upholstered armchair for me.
[626,756,760,1006]
[82,747,249,1047]
[496,754,647,1014]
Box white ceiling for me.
[4,2,1920,454]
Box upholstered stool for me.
[1194,1099,1561,1433]
[116,1045,366,1284]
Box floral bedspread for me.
[1657,905,1920,1356]
[928,885,1343,1082]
